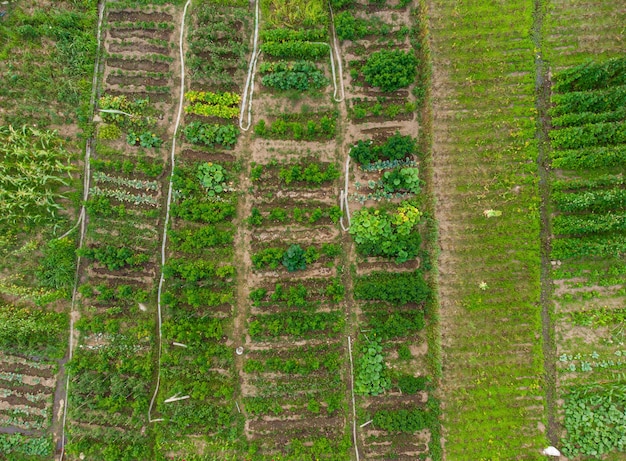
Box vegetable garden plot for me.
[63,3,187,459]
[0,305,66,460]
[240,152,349,458]
[145,1,253,457]
[186,1,252,91]
[237,1,350,447]
[334,1,440,459]
[335,0,425,123]
[546,51,626,458]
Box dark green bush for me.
[354,271,430,305]
[362,49,419,92]
[283,244,307,272]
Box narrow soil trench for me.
[532,0,558,445]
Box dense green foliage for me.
[183,121,239,148]
[0,126,74,233]
[552,57,626,93]
[350,132,417,165]
[0,304,67,357]
[354,271,430,305]
[362,50,419,92]
[0,434,53,458]
[260,41,329,61]
[184,91,241,119]
[36,237,77,294]
[562,385,626,458]
[355,338,390,396]
[78,245,149,271]
[278,162,339,185]
[249,311,344,339]
[254,113,336,140]
[350,202,422,262]
[365,308,425,339]
[373,408,431,433]
[260,61,329,91]
[282,244,307,272]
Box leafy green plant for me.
[562,384,626,458]
[36,237,76,294]
[98,123,122,140]
[260,60,329,91]
[354,271,430,305]
[381,167,421,193]
[183,121,239,148]
[349,202,422,262]
[350,132,417,165]
[78,245,149,271]
[397,375,429,394]
[355,338,390,396]
[373,408,431,433]
[184,90,241,119]
[283,244,307,272]
[197,162,227,196]
[362,49,419,92]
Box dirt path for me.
[532,0,558,445]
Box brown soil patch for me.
[108,11,173,22]
[106,59,170,73]
[109,42,170,55]
[109,28,172,41]
[106,74,169,87]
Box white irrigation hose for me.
[239,0,345,129]
[239,0,260,131]
[59,0,106,457]
[97,108,136,117]
[148,0,191,424]
[340,156,351,231]
[347,336,360,461]
[327,1,345,103]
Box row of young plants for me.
[547,57,626,459]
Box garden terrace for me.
[543,0,626,457]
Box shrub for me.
[397,375,429,394]
[283,244,307,272]
[362,49,419,92]
[354,271,430,305]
